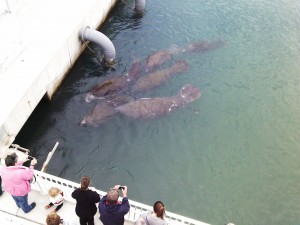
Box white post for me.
[41,142,59,172]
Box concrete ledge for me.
[0,0,117,151]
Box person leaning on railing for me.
[71,176,100,225]
[0,152,37,213]
[98,185,130,225]
[137,201,169,225]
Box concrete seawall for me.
[0,0,117,152]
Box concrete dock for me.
[0,0,117,152]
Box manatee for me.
[127,60,143,81]
[183,40,226,53]
[85,60,145,102]
[80,95,135,126]
[116,84,201,119]
[85,39,224,103]
[147,50,171,70]
[85,75,129,102]
[131,60,189,93]
[144,40,225,72]
[106,94,135,107]
[80,101,117,126]
[145,46,183,72]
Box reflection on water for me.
[15,0,300,224]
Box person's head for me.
[48,187,61,198]
[46,212,61,225]
[107,188,119,204]
[153,201,165,219]
[80,176,90,191]
[5,153,17,167]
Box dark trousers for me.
[49,202,63,211]
[0,176,2,195]
[79,216,94,225]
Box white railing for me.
[33,170,210,225]
[0,0,11,18]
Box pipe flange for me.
[79,26,90,42]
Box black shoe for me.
[24,202,36,213]
[31,202,36,210]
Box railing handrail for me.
[32,170,210,225]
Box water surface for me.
[16,0,300,224]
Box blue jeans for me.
[12,194,33,213]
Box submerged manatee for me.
[131,60,189,93]
[84,39,224,103]
[127,60,143,81]
[144,40,225,72]
[116,84,201,119]
[80,95,135,126]
[80,101,117,126]
[85,76,129,102]
[145,46,182,72]
[183,40,226,53]
[85,60,144,102]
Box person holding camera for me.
[98,185,130,225]
[71,176,100,225]
[1,152,37,213]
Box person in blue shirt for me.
[98,185,130,225]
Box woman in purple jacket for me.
[1,153,37,213]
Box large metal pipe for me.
[79,26,116,65]
[134,0,145,12]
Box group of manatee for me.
[80,39,226,127]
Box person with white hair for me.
[98,185,130,225]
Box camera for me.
[118,186,125,190]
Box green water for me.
[15,0,300,224]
